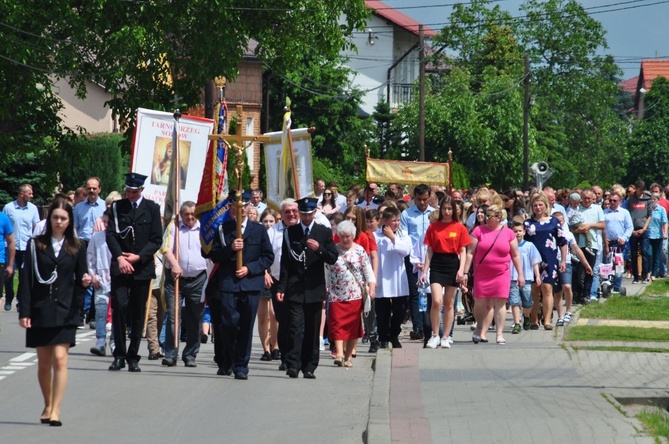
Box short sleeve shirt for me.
[424,220,471,254]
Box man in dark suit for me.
[205,190,274,380]
[106,173,162,372]
[277,197,338,379]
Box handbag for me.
[343,259,371,316]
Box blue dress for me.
[523,217,567,284]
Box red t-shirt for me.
[424,220,471,254]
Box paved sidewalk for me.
[368,277,664,444]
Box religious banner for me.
[366,157,449,185]
[131,108,214,212]
[264,127,314,210]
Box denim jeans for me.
[630,231,650,280]
[94,289,109,341]
[589,250,603,298]
[650,237,664,277]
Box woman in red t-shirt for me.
[421,196,471,349]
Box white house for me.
[342,0,436,116]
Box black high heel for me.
[40,418,50,424]
[50,420,62,427]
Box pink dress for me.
[471,225,515,299]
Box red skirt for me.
[328,299,364,340]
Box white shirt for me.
[374,228,412,298]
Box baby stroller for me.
[598,247,626,298]
[456,272,476,325]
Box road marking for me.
[0,371,15,375]
[11,352,36,362]
[2,366,26,370]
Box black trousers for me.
[285,300,322,374]
[110,276,151,362]
[270,279,290,363]
[376,296,409,342]
[573,250,597,302]
[214,291,260,375]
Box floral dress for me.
[326,244,375,303]
[523,216,567,284]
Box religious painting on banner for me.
[263,127,314,211]
[131,108,214,213]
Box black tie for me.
[133,202,138,209]
[304,227,309,237]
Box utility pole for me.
[418,25,425,162]
[523,54,531,192]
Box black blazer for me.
[277,223,338,304]
[18,238,88,327]
[205,219,274,295]
[106,198,162,280]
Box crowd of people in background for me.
[2,174,667,424]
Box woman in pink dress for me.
[463,205,524,344]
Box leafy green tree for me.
[626,77,669,185]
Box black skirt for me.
[26,325,77,348]
[430,253,460,287]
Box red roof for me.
[618,76,637,94]
[640,60,669,90]
[365,1,437,37]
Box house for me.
[55,78,118,133]
[342,0,437,116]
[633,59,669,119]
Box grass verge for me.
[564,326,669,342]
[579,294,669,321]
[572,345,669,353]
[637,409,669,441]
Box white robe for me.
[374,228,412,298]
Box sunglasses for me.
[323,192,332,196]
[485,214,499,220]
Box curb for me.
[365,350,391,444]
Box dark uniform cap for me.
[227,188,252,205]
[124,173,148,189]
[297,197,318,213]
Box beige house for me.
[54,77,118,133]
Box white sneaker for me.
[319,337,325,351]
[426,335,440,349]
[564,312,573,323]
[440,337,451,349]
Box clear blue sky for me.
[383,0,668,80]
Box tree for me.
[626,77,669,185]
[0,1,370,199]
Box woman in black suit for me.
[19,197,90,426]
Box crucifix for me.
[208,105,270,270]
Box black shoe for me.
[286,368,299,378]
[108,358,125,371]
[303,371,316,379]
[234,371,248,380]
[200,334,208,344]
[217,367,232,376]
[128,361,141,372]
[409,331,424,340]
[183,360,197,368]
[278,362,287,371]
[379,341,388,349]
[49,420,62,427]
[368,342,380,353]
[271,349,281,360]
[147,353,163,360]
[260,351,272,361]
[161,358,177,367]
[391,337,402,348]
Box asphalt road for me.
[0,312,374,443]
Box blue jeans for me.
[405,256,423,332]
[94,289,109,341]
[650,237,664,277]
[509,282,533,308]
[661,238,668,277]
[589,250,603,298]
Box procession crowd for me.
[0,174,666,426]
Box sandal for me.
[530,324,539,330]
[544,324,553,331]
[334,356,344,367]
[480,338,489,343]
[472,334,480,344]
[496,336,506,345]
[343,360,353,368]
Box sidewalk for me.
[368,278,663,444]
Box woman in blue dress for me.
[523,192,568,330]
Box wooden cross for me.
[207,105,270,146]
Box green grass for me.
[564,326,669,342]
[572,345,669,353]
[579,294,669,321]
[638,409,669,441]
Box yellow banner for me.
[366,158,449,185]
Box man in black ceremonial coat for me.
[276,197,338,379]
[106,173,162,372]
